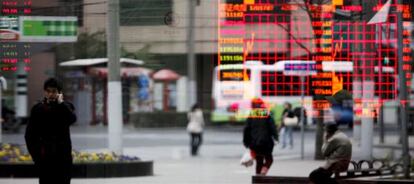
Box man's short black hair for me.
[43,78,63,92]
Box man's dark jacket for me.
[25,100,76,184]
[243,113,278,155]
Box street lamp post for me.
[0,82,2,143]
[0,76,6,143]
[396,0,411,178]
[300,75,305,160]
[187,0,197,109]
[107,0,123,155]
[0,77,4,143]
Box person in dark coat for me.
[25,78,77,184]
[1,99,16,129]
[243,98,278,175]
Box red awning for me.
[87,67,152,77]
[151,69,180,81]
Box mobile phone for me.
[57,93,64,103]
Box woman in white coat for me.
[187,104,205,156]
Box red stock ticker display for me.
[1,0,32,72]
[218,0,412,118]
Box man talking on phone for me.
[25,78,77,184]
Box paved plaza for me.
[0,125,412,184]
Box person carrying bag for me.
[243,98,278,175]
[280,102,296,149]
[186,104,205,156]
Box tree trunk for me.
[307,0,330,160]
[314,109,325,160]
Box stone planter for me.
[0,161,153,178]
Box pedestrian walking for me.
[25,78,77,184]
[309,90,353,184]
[186,103,205,156]
[293,106,307,127]
[1,99,17,131]
[280,102,297,149]
[243,98,278,175]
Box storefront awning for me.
[59,58,144,67]
[88,67,152,77]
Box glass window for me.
[120,0,173,26]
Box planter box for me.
[0,161,153,178]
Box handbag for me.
[240,149,254,167]
[284,116,298,126]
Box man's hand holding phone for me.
[57,93,64,104]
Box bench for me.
[335,160,403,179]
[252,176,414,184]
[252,160,406,184]
[374,144,414,160]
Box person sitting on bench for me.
[309,90,353,184]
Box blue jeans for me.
[281,126,293,148]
